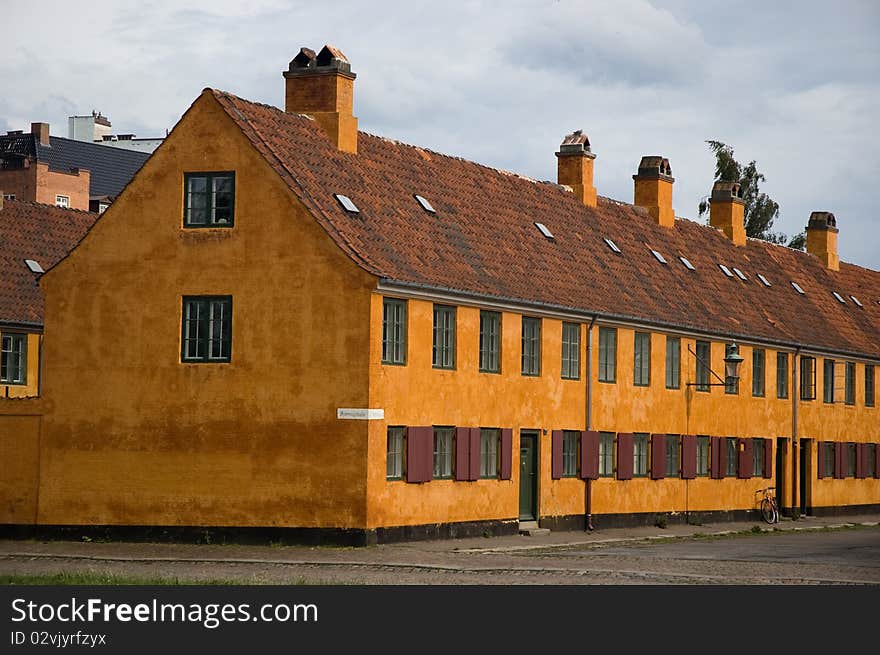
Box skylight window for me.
[757,274,771,287]
[679,256,695,271]
[650,249,667,264]
[24,259,44,273]
[732,267,748,281]
[604,238,621,253]
[850,295,863,307]
[534,222,554,240]
[832,292,846,304]
[791,282,805,294]
[414,194,436,213]
[334,194,359,213]
[719,264,734,278]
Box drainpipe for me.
[584,316,597,531]
[791,348,800,520]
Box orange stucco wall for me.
[34,91,376,529]
[0,409,41,523]
[366,304,879,528]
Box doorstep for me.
[518,521,550,537]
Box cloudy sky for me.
[4,0,879,269]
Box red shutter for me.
[763,438,773,479]
[500,429,512,480]
[455,427,470,481]
[738,438,753,479]
[551,430,563,479]
[710,436,723,479]
[855,443,866,479]
[651,433,666,480]
[875,443,880,479]
[680,435,696,479]
[834,442,844,479]
[469,428,481,481]
[817,441,825,480]
[617,433,634,480]
[580,430,599,480]
[407,427,432,483]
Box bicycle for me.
[758,486,779,524]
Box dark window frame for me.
[599,432,614,477]
[725,437,738,477]
[800,356,816,401]
[696,435,710,477]
[823,359,835,404]
[598,327,617,383]
[381,298,407,365]
[183,171,236,228]
[633,332,651,387]
[561,322,580,380]
[386,426,406,480]
[521,316,541,377]
[752,348,765,397]
[845,361,855,405]
[479,310,501,374]
[562,430,580,477]
[480,428,501,479]
[432,426,455,479]
[695,340,711,392]
[432,305,456,370]
[753,437,765,477]
[846,442,857,477]
[633,433,649,477]
[666,434,680,477]
[665,336,680,389]
[180,296,233,363]
[777,352,789,399]
[824,442,835,478]
[0,332,27,385]
[866,365,876,408]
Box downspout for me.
[584,316,597,531]
[791,348,800,520]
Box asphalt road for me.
[2,523,878,585]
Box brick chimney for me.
[556,130,597,208]
[805,211,839,271]
[31,122,50,146]
[709,181,746,246]
[283,45,358,154]
[633,156,674,228]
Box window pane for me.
[386,427,404,479]
[696,436,709,476]
[480,428,499,477]
[845,362,855,405]
[726,438,738,476]
[563,431,579,477]
[599,327,616,383]
[666,435,680,477]
[433,427,454,478]
[633,433,648,476]
[665,337,680,389]
[824,443,835,478]
[432,306,456,369]
[521,317,541,376]
[777,352,789,399]
[866,365,875,407]
[752,349,765,396]
[186,175,208,225]
[382,298,407,365]
[562,322,580,380]
[696,341,710,392]
[212,175,234,224]
[599,432,614,477]
[634,332,650,386]
[479,311,500,373]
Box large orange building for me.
[1,46,878,544]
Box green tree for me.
[698,140,805,250]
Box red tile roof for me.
[0,199,98,326]
[210,90,880,358]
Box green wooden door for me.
[519,433,537,520]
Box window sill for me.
[381,360,407,367]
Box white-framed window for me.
[55,195,70,208]
[386,427,405,480]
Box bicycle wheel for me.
[760,499,775,524]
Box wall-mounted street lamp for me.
[686,342,744,388]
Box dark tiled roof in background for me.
[0,133,150,199]
[0,199,98,325]
[214,90,877,359]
